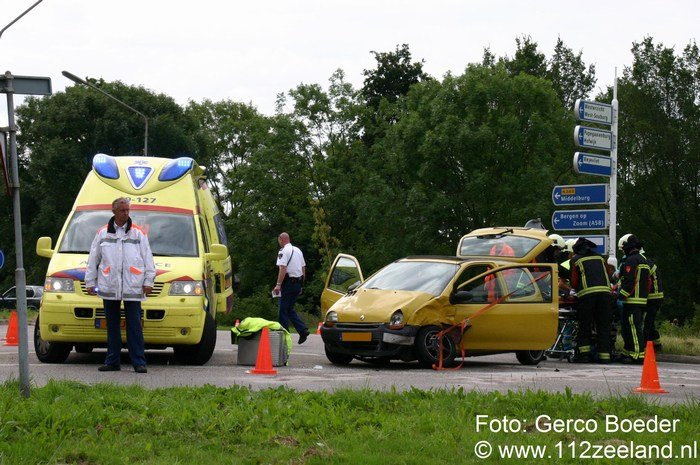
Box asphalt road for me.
[1,326,698,404]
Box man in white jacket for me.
[85,197,156,373]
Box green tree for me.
[9,82,201,285]
[355,64,573,270]
[494,36,596,109]
[606,37,700,320]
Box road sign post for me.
[1,71,52,399]
[552,183,609,206]
[552,209,609,231]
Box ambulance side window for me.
[214,214,227,247]
[199,219,211,252]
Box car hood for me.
[330,288,437,323]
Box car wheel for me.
[173,311,216,365]
[515,349,546,366]
[74,344,94,354]
[415,326,457,368]
[324,345,353,365]
[33,315,72,363]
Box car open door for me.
[320,254,364,314]
[451,264,558,350]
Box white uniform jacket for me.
[85,217,156,301]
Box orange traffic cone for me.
[633,341,667,394]
[316,321,323,335]
[251,327,277,375]
[4,311,19,346]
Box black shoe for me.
[134,365,148,373]
[571,354,592,363]
[298,332,309,345]
[619,356,643,365]
[98,364,120,372]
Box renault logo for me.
[360,314,365,321]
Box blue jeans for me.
[278,281,307,335]
[104,299,146,367]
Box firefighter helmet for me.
[564,238,576,253]
[618,233,632,251]
[548,234,566,249]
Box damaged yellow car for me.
[320,227,559,367]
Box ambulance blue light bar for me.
[92,153,119,179]
[159,157,194,181]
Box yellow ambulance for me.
[35,154,233,365]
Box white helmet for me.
[548,234,565,249]
[564,238,576,253]
[618,233,632,251]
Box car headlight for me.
[388,310,404,329]
[325,311,338,325]
[169,281,203,296]
[44,277,75,293]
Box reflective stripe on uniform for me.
[123,293,143,299]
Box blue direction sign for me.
[575,99,613,126]
[552,183,609,206]
[574,125,613,151]
[551,209,608,231]
[0,249,4,269]
[562,235,608,255]
[573,152,612,177]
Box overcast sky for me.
[1,0,697,121]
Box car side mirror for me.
[347,281,361,292]
[36,237,54,258]
[205,243,228,262]
[451,290,473,304]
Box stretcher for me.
[545,298,578,362]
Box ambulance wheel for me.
[516,349,546,366]
[416,326,457,368]
[324,345,353,365]
[33,315,72,363]
[173,312,216,365]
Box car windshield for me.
[58,210,198,257]
[459,234,540,258]
[361,261,459,296]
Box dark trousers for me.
[644,298,663,346]
[104,299,146,367]
[576,293,612,359]
[621,303,645,359]
[278,280,307,335]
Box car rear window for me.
[458,235,541,258]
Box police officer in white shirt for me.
[273,232,309,344]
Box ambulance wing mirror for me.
[205,243,228,262]
[36,237,54,258]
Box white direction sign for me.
[575,99,613,125]
[562,235,609,255]
[574,125,613,151]
[573,152,613,177]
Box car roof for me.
[399,256,517,266]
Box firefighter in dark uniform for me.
[617,235,650,364]
[641,250,664,352]
[570,238,613,363]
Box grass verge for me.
[0,382,698,464]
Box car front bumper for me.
[321,323,419,358]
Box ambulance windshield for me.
[59,210,198,257]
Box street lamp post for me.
[62,71,149,156]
